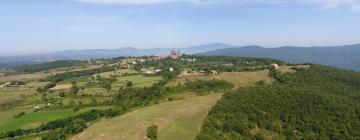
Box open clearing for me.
[72,93,223,140]
[278,65,311,74]
[0,81,47,104]
[168,69,272,87]
[0,106,115,132]
[0,109,75,132]
[0,64,102,82]
[95,69,138,78]
[49,84,72,91]
[115,74,163,88]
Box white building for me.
[271,63,279,69]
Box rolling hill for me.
[200,44,360,71]
[0,43,233,67]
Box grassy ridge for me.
[14,60,86,73]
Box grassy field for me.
[0,81,47,104]
[71,93,223,140]
[168,69,273,88]
[0,106,115,132]
[0,109,75,132]
[49,83,72,91]
[95,69,138,78]
[71,70,273,140]
[114,74,163,88]
[278,65,311,73]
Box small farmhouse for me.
[271,63,279,69]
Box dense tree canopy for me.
[196,65,360,140]
[14,60,87,73]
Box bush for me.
[73,107,80,112]
[13,112,26,118]
[146,125,158,139]
[59,92,66,97]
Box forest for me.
[196,65,360,140]
[13,60,88,73]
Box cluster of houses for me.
[118,50,197,75]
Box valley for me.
[0,54,358,140]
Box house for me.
[271,63,279,70]
[33,105,41,109]
[155,69,162,73]
[210,70,218,74]
[4,82,11,87]
[3,82,18,88]
[139,59,146,63]
[181,58,196,62]
[145,70,154,74]
[199,70,206,76]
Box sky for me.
[0,0,360,56]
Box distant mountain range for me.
[0,43,235,67]
[1,43,360,71]
[199,44,360,71]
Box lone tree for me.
[146,125,158,139]
[125,81,133,87]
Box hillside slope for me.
[196,65,360,139]
[200,44,360,71]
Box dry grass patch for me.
[49,84,72,91]
[278,65,311,74]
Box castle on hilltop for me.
[170,50,182,59]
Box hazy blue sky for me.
[1,0,360,56]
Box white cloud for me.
[78,0,360,12]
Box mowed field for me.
[72,70,273,140]
[72,93,223,140]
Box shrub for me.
[13,112,26,118]
[146,125,158,139]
